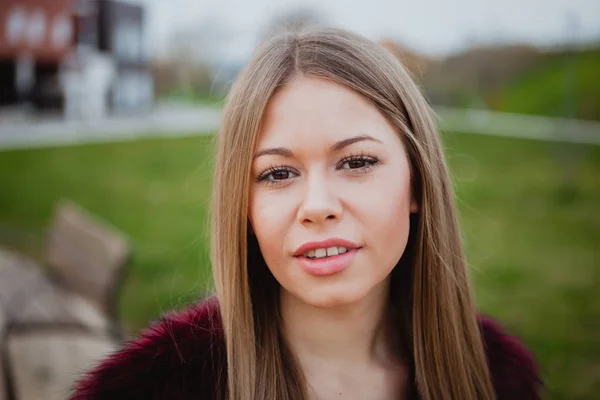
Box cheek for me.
[249,191,294,268]
[361,170,413,267]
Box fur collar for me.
[70,296,541,399]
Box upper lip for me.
[293,238,361,256]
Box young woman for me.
[71,27,541,399]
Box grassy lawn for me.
[0,132,598,399]
[0,135,217,333]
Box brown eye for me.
[257,167,299,185]
[339,155,378,170]
[346,159,367,169]
[272,170,291,180]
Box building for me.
[0,0,153,117]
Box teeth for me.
[303,246,348,259]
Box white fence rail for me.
[436,107,600,145]
[0,106,599,151]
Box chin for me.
[293,283,370,309]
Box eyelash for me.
[256,152,380,186]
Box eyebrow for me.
[252,134,382,160]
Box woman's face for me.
[249,77,417,308]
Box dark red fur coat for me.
[70,296,541,399]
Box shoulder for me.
[70,296,226,400]
[477,314,543,400]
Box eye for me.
[257,166,298,185]
[256,154,379,186]
[338,154,379,171]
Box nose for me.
[297,171,342,226]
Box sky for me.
[129,0,600,61]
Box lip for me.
[293,238,361,257]
[295,248,359,276]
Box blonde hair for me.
[211,26,496,399]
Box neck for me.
[280,277,398,367]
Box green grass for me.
[0,132,598,399]
[494,48,600,120]
[445,134,600,398]
[0,135,217,333]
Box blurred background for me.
[0,0,598,399]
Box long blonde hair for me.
[211,26,496,399]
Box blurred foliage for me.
[384,42,600,119]
[493,48,600,120]
[153,19,600,120]
[379,40,432,80]
[421,44,542,107]
[152,58,223,105]
[0,132,599,398]
[164,86,224,107]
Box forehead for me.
[257,77,397,148]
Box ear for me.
[410,197,419,213]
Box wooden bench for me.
[0,249,109,333]
[0,200,131,399]
[41,199,131,338]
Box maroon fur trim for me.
[70,298,541,399]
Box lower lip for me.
[295,248,359,276]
